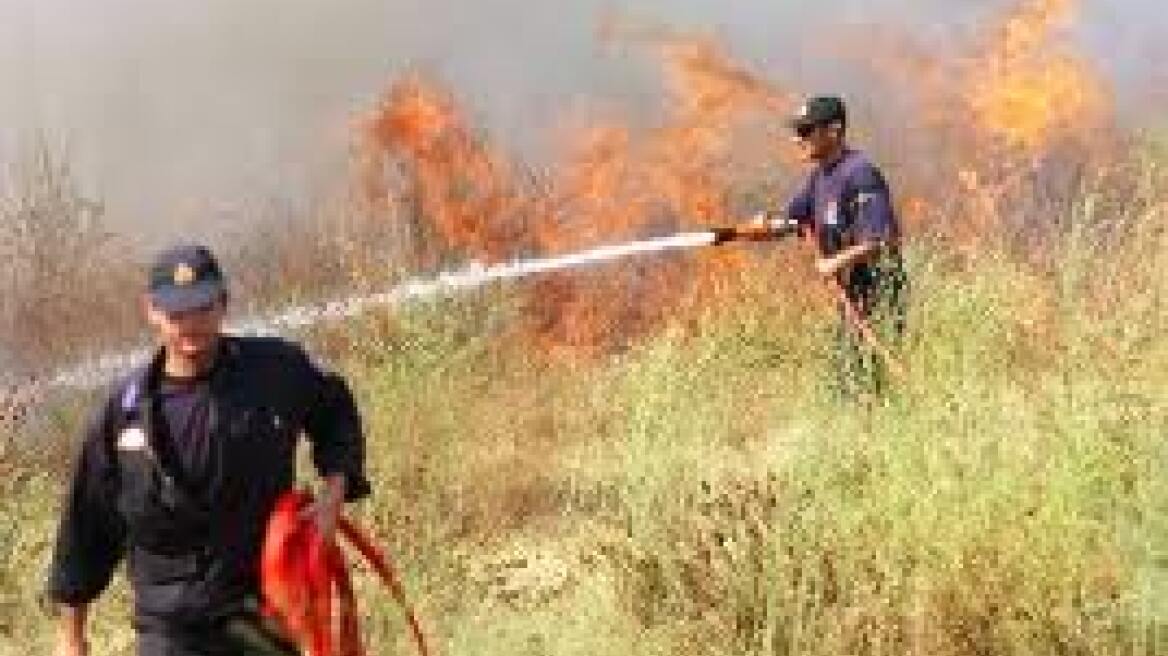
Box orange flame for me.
[826,0,1115,251]
[964,0,1107,154]
[360,74,523,266]
[354,0,1121,355]
[358,24,795,358]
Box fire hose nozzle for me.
[710,214,800,245]
[710,226,740,245]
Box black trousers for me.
[137,612,298,656]
[834,261,908,397]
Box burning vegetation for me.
[355,0,1121,358]
[358,22,799,358]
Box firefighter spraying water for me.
[16,207,893,401]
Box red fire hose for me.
[260,489,431,656]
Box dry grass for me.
[0,139,139,372]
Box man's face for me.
[144,296,227,360]
[794,123,843,163]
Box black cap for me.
[147,244,226,312]
[789,95,847,132]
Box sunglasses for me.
[794,123,818,140]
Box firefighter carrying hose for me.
[718,95,908,394]
[45,244,372,656]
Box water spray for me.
[4,217,901,412]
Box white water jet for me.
[8,230,717,398]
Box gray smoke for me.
[0,0,1163,242]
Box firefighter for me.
[779,95,907,394]
[46,244,372,656]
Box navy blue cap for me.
[147,244,226,312]
[789,95,847,132]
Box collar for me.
[123,337,242,408]
[818,147,856,176]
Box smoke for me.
[0,0,1162,242]
[0,0,1163,371]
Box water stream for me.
[9,230,717,396]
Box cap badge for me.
[173,263,197,286]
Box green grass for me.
[2,195,1165,655]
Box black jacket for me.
[45,336,372,628]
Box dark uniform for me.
[786,147,907,394]
[46,335,372,655]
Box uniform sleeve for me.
[45,398,126,605]
[848,163,897,244]
[299,352,372,502]
[785,175,815,228]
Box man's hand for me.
[300,475,346,543]
[53,605,88,656]
[53,636,87,656]
[53,634,86,653]
[815,241,881,278]
[815,255,843,278]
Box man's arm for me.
[716,177,813,244]
[298,351,372,542]
[299,350,372,504]
[786,176,815,230]
[814,241,882,277]
[47,398,126,656]
[816,164,897,277]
